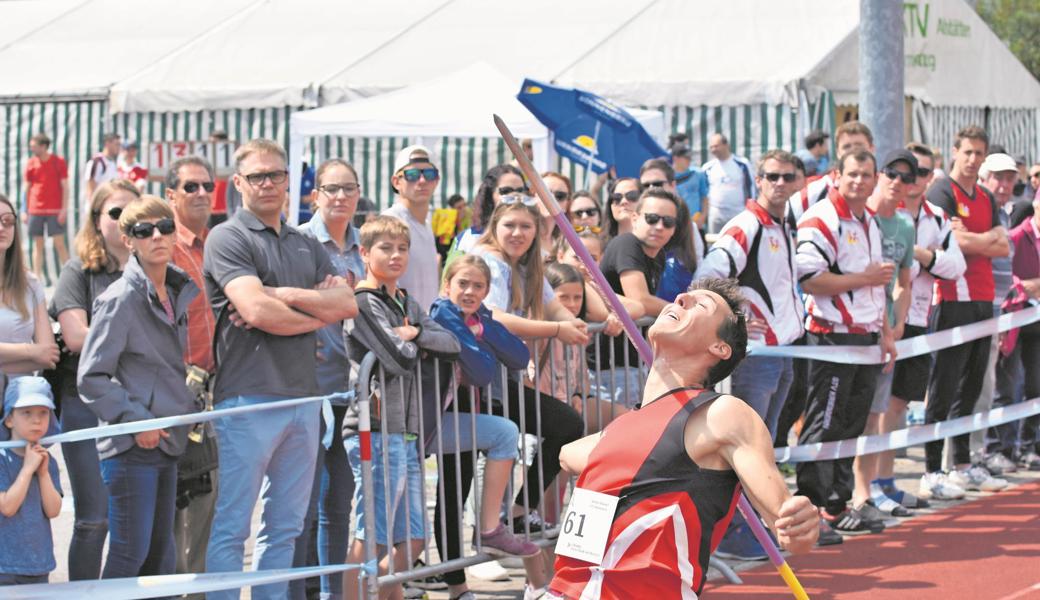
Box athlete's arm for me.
[689,395,818,554]
[559,432,603,475]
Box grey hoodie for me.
[77,255,199,460]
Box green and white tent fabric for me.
[3,0,1040,279]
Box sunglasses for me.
[0,213,15,228]
[497,186,529,196]
[182,181,215,194]
[127,218,176,239]
[401,167,440,182]
[608,190,641,204]
[762,172,797,183]
[642,213,677,228]
[242,170,288,186]
[642,180,669,188]
[319,183,360,196]
[94,206,123,221]
[551,190,569,201]
[572,208,600,219]
[574,224,603,234]
[915,167,933,178]
[882,167,916,184]
[500,195,538,207]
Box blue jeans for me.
[291,404,354,600]
[427,411,520,461]
[100,446,179,579]
[729,355,793,440]
[345,433,426,545]
[206,395,321,600]
[58,380,109,580]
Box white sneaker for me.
[919,471,966,500]
[467,559,510,581]
[949,465,1008,492]
[523,584,548,600]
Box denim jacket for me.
[77,255,199,460]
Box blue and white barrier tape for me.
[749,304,1040,364]
[775,397,1040,463]
[2,563,362,600]
[0,394,328,449]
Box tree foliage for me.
[976,0,1040,81]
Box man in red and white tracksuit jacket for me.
[795,149,897,535]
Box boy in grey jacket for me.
[341,216,459,600]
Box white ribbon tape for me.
[775,397,1040,463]
[2,564,362,599]
[0,394,327,449]
[749,305,1040,364]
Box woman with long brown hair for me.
[48,178,139,579]
[0,193,58,377]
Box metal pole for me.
[859,0,905,159]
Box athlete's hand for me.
[774,496,818,554]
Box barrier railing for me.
[4,305,1040,597]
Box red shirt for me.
[212,178,228,214]
[928,178,998,303]
[24,154,67,215]
[172,224,215,372]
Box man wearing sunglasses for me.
[203,138,358,600]
[164,155,219,590]
[796,149,897,537]
[696,149,806,557]
[383,144,440,311]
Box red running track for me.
[705,481,1040,600]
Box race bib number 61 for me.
[554,488,620,565]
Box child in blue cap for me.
[0,376,63,585]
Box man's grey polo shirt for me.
[203,209,336,403]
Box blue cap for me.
[2,376,60,443]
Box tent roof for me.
[2,0,1039,110]
[290,62,665,140]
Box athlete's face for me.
[649,288,735,360]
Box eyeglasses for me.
[762,172,798,183]
[551,190,569,202]
[182,181,215,194]
[401,167,440,182]
[641,180,668,188]
[241,170,288,186]
[574,224,603,234]
[127,218,176,239]
[319,183,360,196]
[497,186,529,196]
[500,195,539,207]
[608,190,641,204]
[882,167,916,184]
[915,167,933,178]
[94,206,123,221]
[0,213,15,228]
[642,213,677,228]
[572,208,600,219]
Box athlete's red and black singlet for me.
[550,388,741,599]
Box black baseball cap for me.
[881,149,919,172]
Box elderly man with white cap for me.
[382,145,441,311]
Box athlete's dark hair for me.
[688,277,747,387]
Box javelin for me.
[493,114,810,600]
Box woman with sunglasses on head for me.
[78,196,199,580]
[0,193,59,378]
[468,201,587,599]
[567,191,603,233]
[450,164,526,256]
[47,178,139,579]
[604,178,641,238]
[538,172,573,258]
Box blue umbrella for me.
[517,78,667,178]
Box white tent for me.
[287,62,666,222]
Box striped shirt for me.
[173,224,215,373]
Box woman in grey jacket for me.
[77,196,199,580]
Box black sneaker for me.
[511,510,557,538]
[410,560,448,590]
[826,507,885,535]
[816,520,844,546]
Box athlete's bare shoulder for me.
[684,393,770,469]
